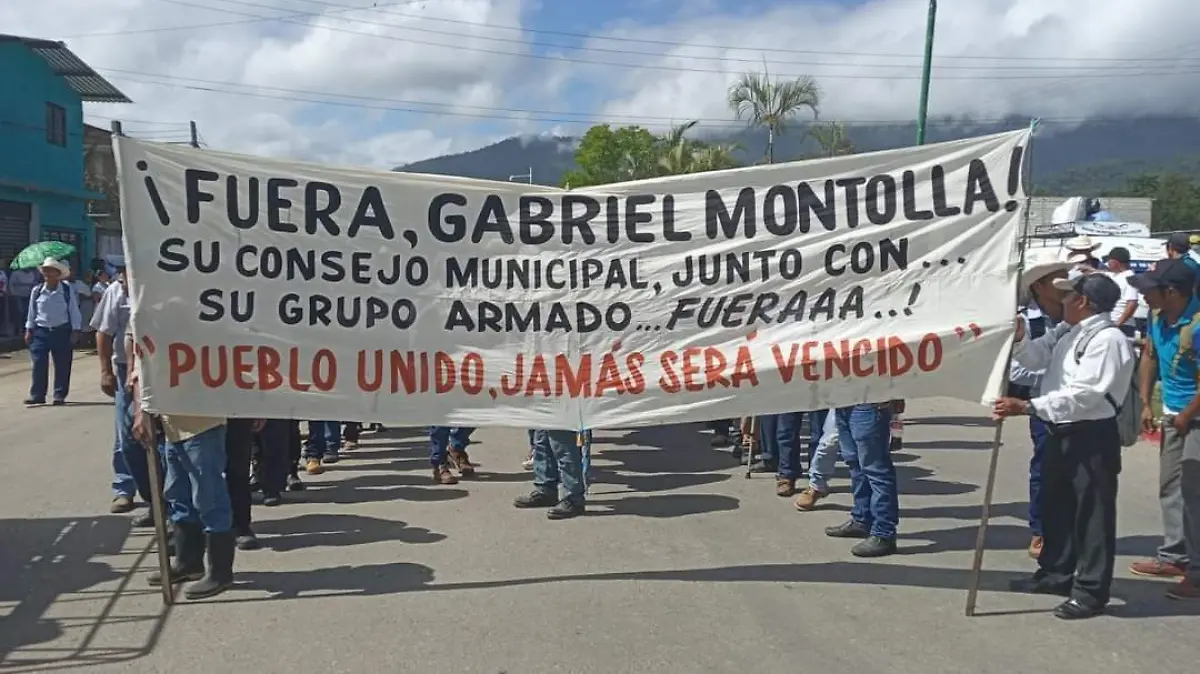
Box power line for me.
[125,0,1200,66]
[98,70,1162,130]
[141,0,1200,80]
[84,113,192,128]
[61,0,430,39]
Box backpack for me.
[1074,323,1140,447]
[32,281,71,305]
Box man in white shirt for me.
[1104,247,1140,337]
[994,272,1135,620]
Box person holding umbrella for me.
[24,257,81,405]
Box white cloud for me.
[1,0,532,166]
[586,0,1200,131]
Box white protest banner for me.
[116,130,1029,429]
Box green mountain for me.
[1035,154,1200,195]
[395,115,1200,189]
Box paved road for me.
[0,358,1194,674]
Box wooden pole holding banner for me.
[740,416,759,478]
[964,118,1040,617]
[143,438,175,606]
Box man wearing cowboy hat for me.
[997,272,1135,619]
[1010,250,1075,559]
[23,257,81,405]
[1063,235,1102,272]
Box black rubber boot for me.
[148,521,205,586]
[184,531,235,600]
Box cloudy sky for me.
[5,0,1199,167]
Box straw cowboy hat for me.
[38,257,71,279]
[1019,249,1074,304]
[1064,235,1101,253]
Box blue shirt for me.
[1182,254,1200,278]
[90,281,129,365]
[1148,297,1200,414]
[25,282,82,331]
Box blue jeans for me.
[807,409,829,457]
[305,421,341,458]
[759,412,802,479]
[836,404,899,539]
[532,429,585,503]
[28,324,73,401]
[430,426,474,466]
[807,410,839,492]
[1028,415,1048,536]
[163,424,232,533]
[111,363,157,501]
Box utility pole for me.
[915,0,938,146]
[508,166,533,184]
[189,120,199,148]
[896,0,937,458]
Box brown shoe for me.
[1129,559,1187,579]
[776,478,796,497]
[448,448,475,477]
[305,458,324,475]
[111,495,135,514]
[432,464,458,485]
[793,487,828,511]
[1166,578,1200,601]
[1028,535,1044,559]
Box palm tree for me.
[727,70,821,164]
[657,120,701,175]
[691,142,742,172]
[808,121,855,158]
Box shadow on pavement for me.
[304,474,469,505]
[590,493,741,518]
[895,464,978,496]
[901,440,996,451]
[218,559,1193,618]
[252,513,446,552]
[0,516,169,671]
[905,415,993,428]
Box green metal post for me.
[916,0,937,145]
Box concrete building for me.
[1026,196,1155,235]
[83,123,123,259]
[0,34,129,273]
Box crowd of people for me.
[996,235,1200,620]
[5,233,1197,618]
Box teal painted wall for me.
[0,41,94,271]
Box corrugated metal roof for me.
[0,33,131,103]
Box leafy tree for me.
[727,70,820,164]
[657,120,702,176]
[563,122,743,187]
[690,142,741,172]
[1130,173,1200,232]
[808,121,855,158]
[560,124,659,187]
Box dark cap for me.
[1168,233,1191,253]
[1129,257,1196,294]
[1104,247,1131,264]
[1051,273,1122,314]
